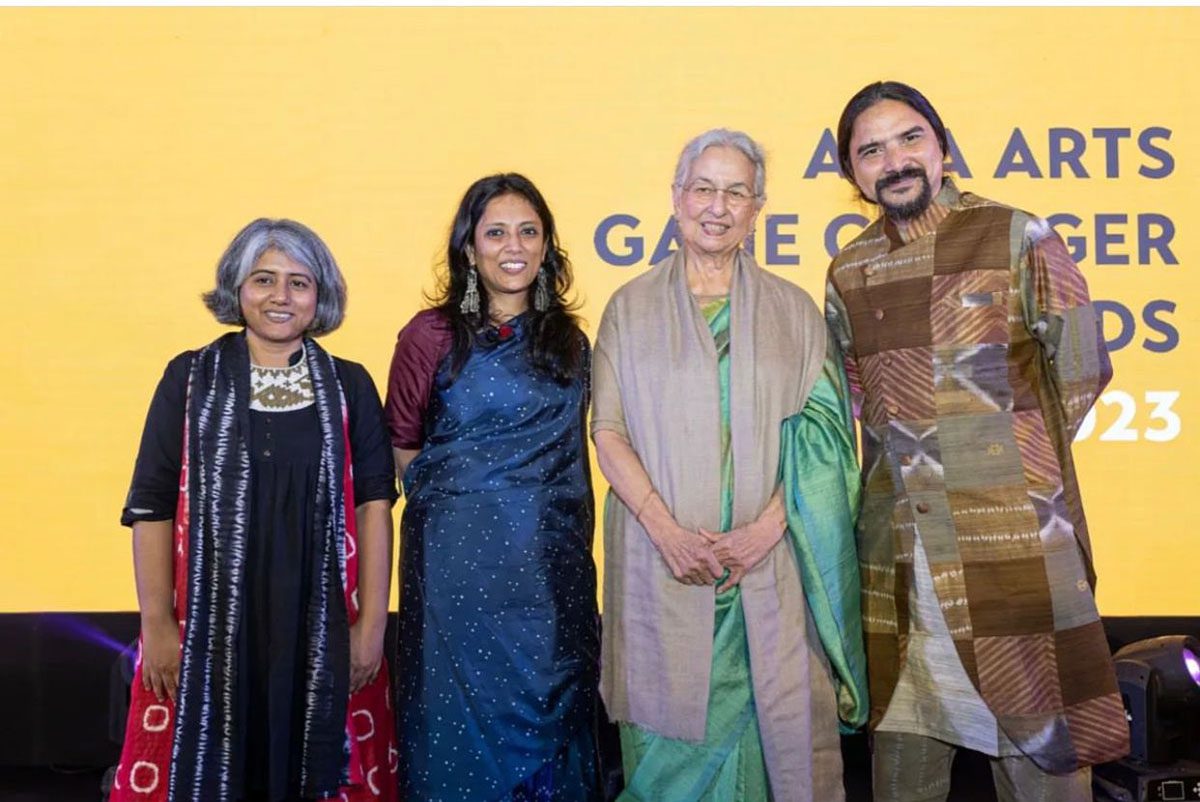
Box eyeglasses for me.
[680,181,759,209]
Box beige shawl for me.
[592,249,842,801]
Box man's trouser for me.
[872,731,1092,802]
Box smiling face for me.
[848,98,945,222]
[238,248,317,358]
[673,145,761,263]
[467,193,548,317]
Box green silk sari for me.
[616,299,867,801]
[779,339,868,733]
[618,298,770,801]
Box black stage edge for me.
[2,612,1197,779]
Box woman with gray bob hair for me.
[112,217,399,802]
[202,217,347,336]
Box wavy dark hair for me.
[433,173,585,384]
[836,80,949,203]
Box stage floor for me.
[0,766,108,802]
[1,740,1010,802]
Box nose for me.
[882,143,904,173]
[269,282,291,304]
[708,188,730,215]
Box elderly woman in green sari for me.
[591,129,868,802]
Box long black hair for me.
[836,80,949,202]
[432,172,585,384]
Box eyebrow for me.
[689,178,753,188]
[856,125,925,157]
[248,268,313,280]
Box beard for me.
[874,166,932,222]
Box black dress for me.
[122,347,397,801]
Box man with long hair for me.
[825,81,1128,801]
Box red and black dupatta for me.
[112,333,396,802]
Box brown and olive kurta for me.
[825,180,1128,773]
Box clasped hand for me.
[650,517,784,593]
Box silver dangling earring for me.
[534,268,550,312]
[460,266,480,316]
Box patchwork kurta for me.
[825,180,1128,773]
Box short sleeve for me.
[121,352,193,527]
[385,310,453,449]
[590,302,628,440]
[340,360,400,507]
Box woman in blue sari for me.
[385,174,601,802]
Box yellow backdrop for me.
[0,8,1194,615]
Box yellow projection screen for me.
[0,8,1194,616]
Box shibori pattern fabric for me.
[111,334,397,802]
[824,180,1129,773]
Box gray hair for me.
[202,218,347,337]
[672,128,767,202]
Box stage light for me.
[1115,634,1200,764]
[1094,635,1200,802]
[1184,648,1200,685]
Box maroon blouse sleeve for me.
[385,309,453,449]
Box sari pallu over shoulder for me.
[593,250,841,802]
[111,333,396,802]
[779,341,868,734]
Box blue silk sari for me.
[396,315,601,802]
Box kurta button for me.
[874,309,885,321]
[864,265,876,277]
[882,355,893,366]
[915,502,930,514]
[887,404,900,416]
[263,449,272,458]
[899,454,913,466]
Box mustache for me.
[875,166,927,193]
